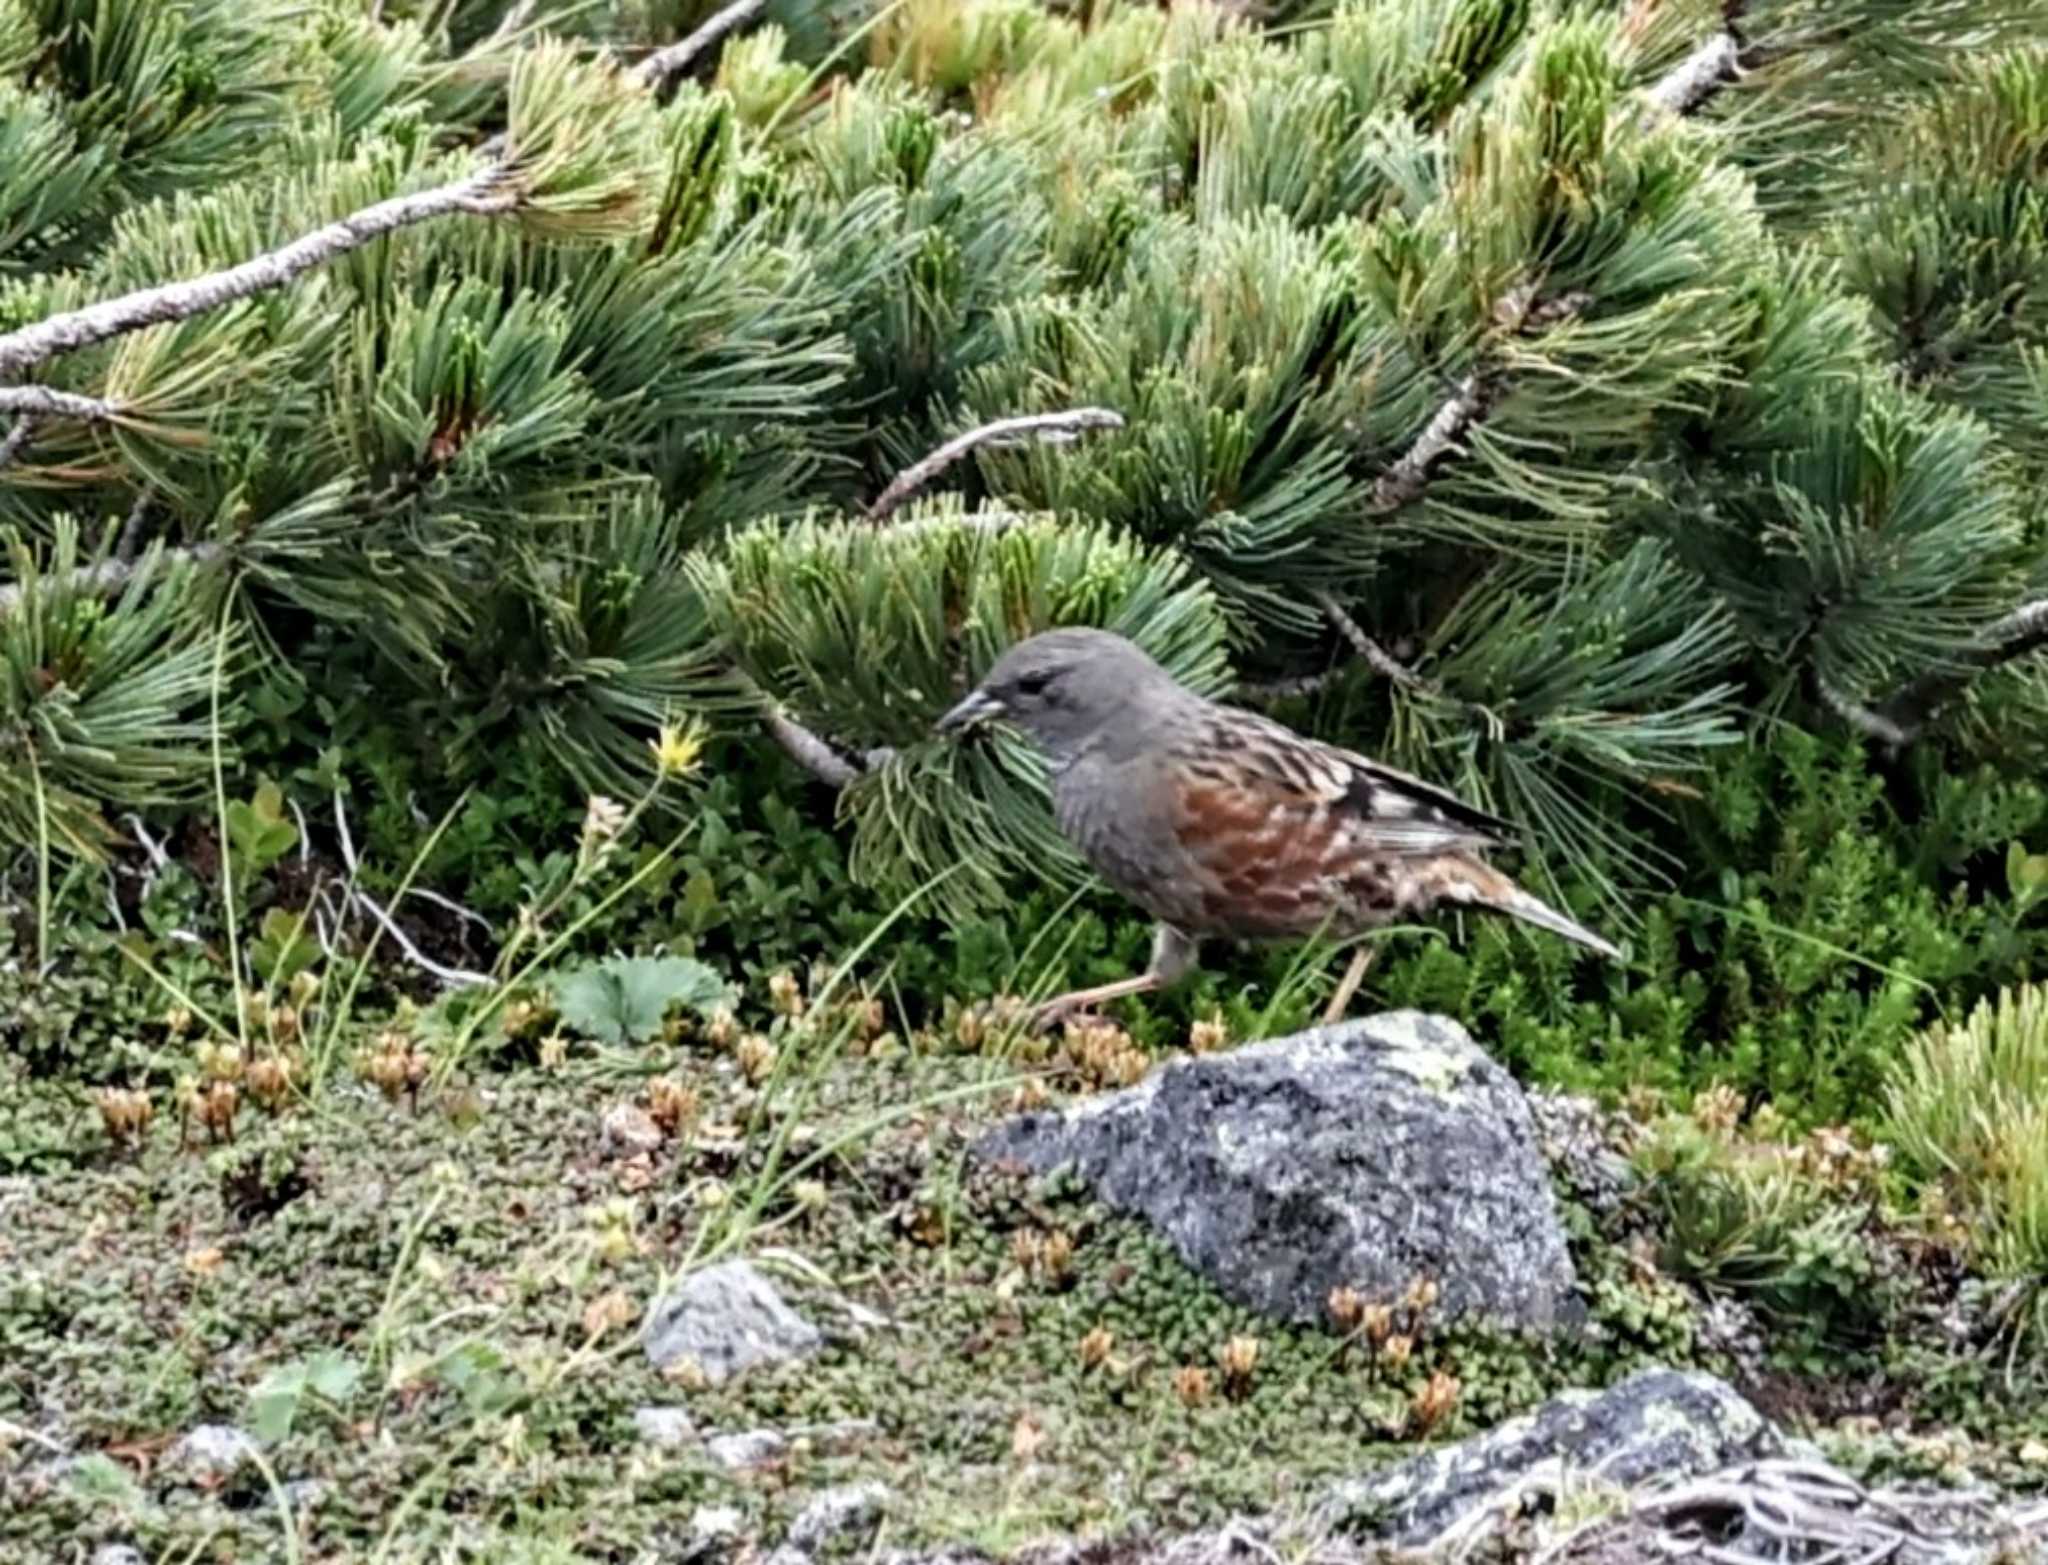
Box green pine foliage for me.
[2,0,2047,1058]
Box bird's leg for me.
[1321,944,1376,1025]
[1032,924,1198,1033]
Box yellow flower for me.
[650,716,708,780]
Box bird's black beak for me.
[936,688,1005,735]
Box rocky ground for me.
[5,1010,2047,1563]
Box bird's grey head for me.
[935,628,1179,764]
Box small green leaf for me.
[224,781,298,878]
[555,955,732,1045]
[250,907,320,985]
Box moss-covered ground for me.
[5,995,2046,1564]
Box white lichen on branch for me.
[631,0,769,88]
[864,408,1127,523]
[0,168,516,380]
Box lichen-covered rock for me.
[632,1405,699,1447]
[1320,1366,1781,1545]
[640,1259,823,1383]
[974,1011,1580,1331]
[787,1481,892,1554]
[165,1423,257,1486]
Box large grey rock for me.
[975,1011,1580,1331]
[640,1260,823,1383]
[1320,1367,1781,1545]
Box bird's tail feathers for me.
[1446,856,1622,961]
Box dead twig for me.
[0,543,224,619]
[631,0,769,88]
[1314,591,1439,696]
[0,168,517,380]
[1644,29,1743,118]
[1869,597,2048,743]
[332,792,491,990]
[0,386,123,422]
[864,408,1126,523]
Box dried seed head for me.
[164,1006,194,1038]
[581,1289,635,1340]
[1218,1335,1261,1390]
[199,1041,244,1083]
[1078,1325,1115,1369]
[646,1077,699,1135]
[1187,1014,1229,1055]
[1173,1365,1212,1407]
[766,971,804,1018]
[735,1034,776,1084]
[1039,1229,1075,1278]
[1410,1370,1460,1435]
[1401,1275,1440,1316]
[1010,1077,1052,1113]
[854,997,886,1039]
[247,1054,293,1108]
[92,1086,154,1145]
[703,1008,739,1049]
[502,999,541,1040]
[1380,1334,1414,1373]
[1360,1303,1395,1345]
[1691,1082,1743,1134]
[582,794,628,844]
[197,1081,240,1140]
[538,1032,569,1071]
[288,970,320,1009]
[1327,1285,1365,1332]
[1009,1229,1043,1271]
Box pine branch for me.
[1644,30,1743,118]
[1365,375,1490,515]
[0,420,36,471]
[1814,670,1912,747]
[0,386,121,421]
[0,544,222,619]
[631,0,769,88]
[0,168,517,379]
[1313,590,1439,694]
[865,408,1126,522]
[1868,599,2048,742]
[763,708,898,789]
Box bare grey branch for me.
[631,0,769,88]
[0,168,516,379]
[865,408,1126,523]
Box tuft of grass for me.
[1884,981,2048,1358]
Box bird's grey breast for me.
[1050,750,1209,928]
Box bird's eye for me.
[1014,671,1054,698]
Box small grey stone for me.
[787,1481,891,1554]
[633,1405,699,1448]
[677,1503,746,1564]
[601,1102,663,1158]
[1320,1366,1781,1545]
[640,1259,823,1382]
[974,1011,1581,1332]
[706,1429,788,1470]
[166,1424,257,1484]
[92,1547,148,1565]
[283,1477,330,1510]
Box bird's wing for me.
[1157,709,1512,938]
[1173,707,1510,857]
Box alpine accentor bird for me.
[936,628,1620,1027]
